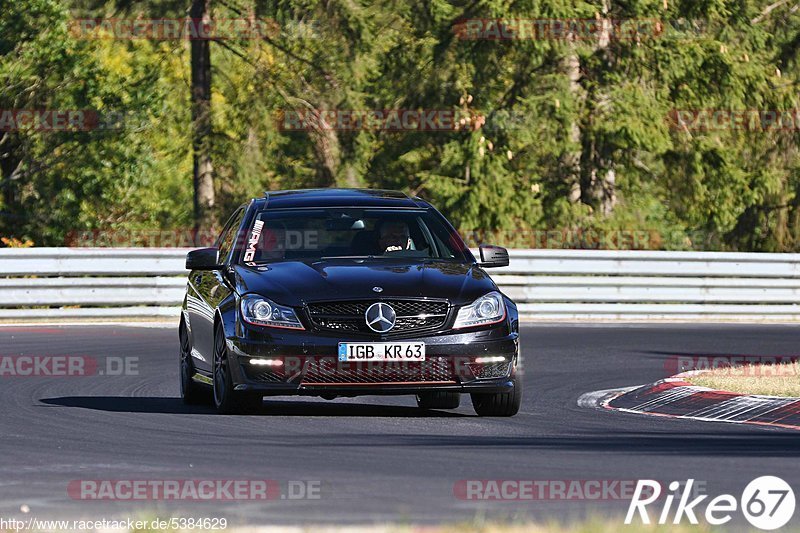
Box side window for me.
[216,208,245,264]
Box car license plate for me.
[338,342,425,362]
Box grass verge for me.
[683,361,800,397]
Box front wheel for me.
[213,322,261,414]
[179,320,209,405]
[471,377,522,417]
[416,391,460,410]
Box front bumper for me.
[225,328,519,396]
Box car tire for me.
[471,377,522,417]
[212,321,254,414]
[179,320,209,405]
[416,391,460,410]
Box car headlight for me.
[453,291,506,329]
[240,294,304,330]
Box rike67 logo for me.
[626,476,795,530]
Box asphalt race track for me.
[2,324,800,526]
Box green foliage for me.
[1,0,799,250]
[0,0,192,244]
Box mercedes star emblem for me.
[372,286,383,293]
[365,302,396,333]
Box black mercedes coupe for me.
[180,189,521,415]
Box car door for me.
[188,207,245,371]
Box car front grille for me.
[306,299,449,336]
[312,318,361,332]
[240,356,510,386]
[301,356,456,385]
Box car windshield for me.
[239,208,470,264]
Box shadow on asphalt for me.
[38,396,469,417]
[32,396,800,452]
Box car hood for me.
[234,259,497,306]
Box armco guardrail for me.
[0,248,188,319]
[493,249,800,320]
[1,248,800,321]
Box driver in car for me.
[377,220,412,253]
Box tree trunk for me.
[338,163,363,188]
[593,2,617,216]
[306,109,363,188]
[190,0,215,236]
[579,1,617,216]
[309,123,340,186]
[560,46,582,204]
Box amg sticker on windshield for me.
[243,219,264,262]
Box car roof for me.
[260,188,428,209]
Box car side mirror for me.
[478,244,509,268]
[186,247,221,270]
